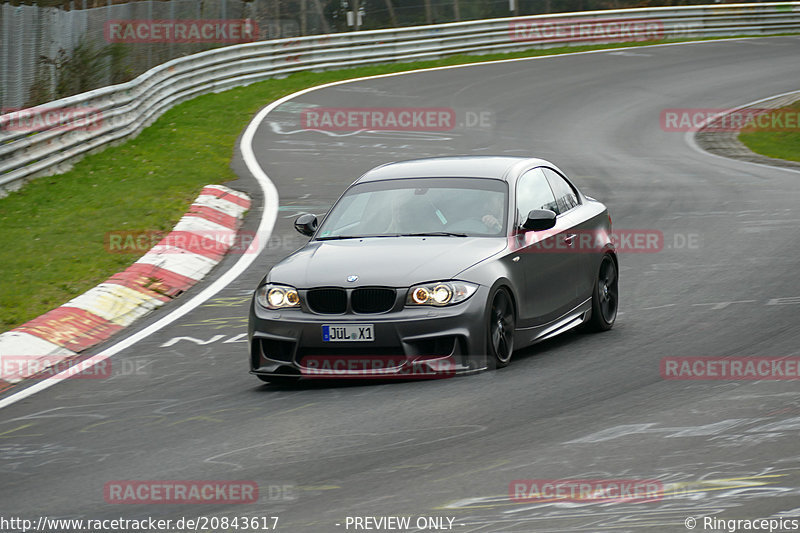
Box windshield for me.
[316,177,508,239]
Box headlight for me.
[406,281,478,307]
[256,284,300,309]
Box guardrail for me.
[2,2,799,194]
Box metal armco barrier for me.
[1,2,799,193]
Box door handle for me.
[564,234,577,246]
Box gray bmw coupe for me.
[248,156,617,382]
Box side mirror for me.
[522,209,557,231]
[294,214,318,237]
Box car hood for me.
[267,237,506,288]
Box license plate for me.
[322,324,374,342]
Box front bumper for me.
[248,286,490,379]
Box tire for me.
[487,288,515,368]
[585,254,618,332]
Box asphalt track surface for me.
[2,37,800,533]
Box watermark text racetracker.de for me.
[300,107,493,132]
[662,357,800,380]
[105,19,258,43]
[104,480,262,504]
[0,355,149,381]
[300,355,458,379]
[509,229,700,254]
[510,479,663,503]
[0,107,102,132]
[661,108,800,132]
[105,230,259,255]
[509,17,664,43]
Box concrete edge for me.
[694,89,800,170]
[0,184,251,389]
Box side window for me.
[542,168,579,214]
[516,168,558,224]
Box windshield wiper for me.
[398,232,468,237]
[316,234,398,240]
[317,232,469,240]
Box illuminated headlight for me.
[256,284,300,309]
[406,281,478,307]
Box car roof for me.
[355,156,557,183]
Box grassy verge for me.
[738,100,800,162]
[0,37,768,332]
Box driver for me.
[481,194,505,234]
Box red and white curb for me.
[0,184,250,389]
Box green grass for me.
[739,100,800,162]
[0,36,774,333]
